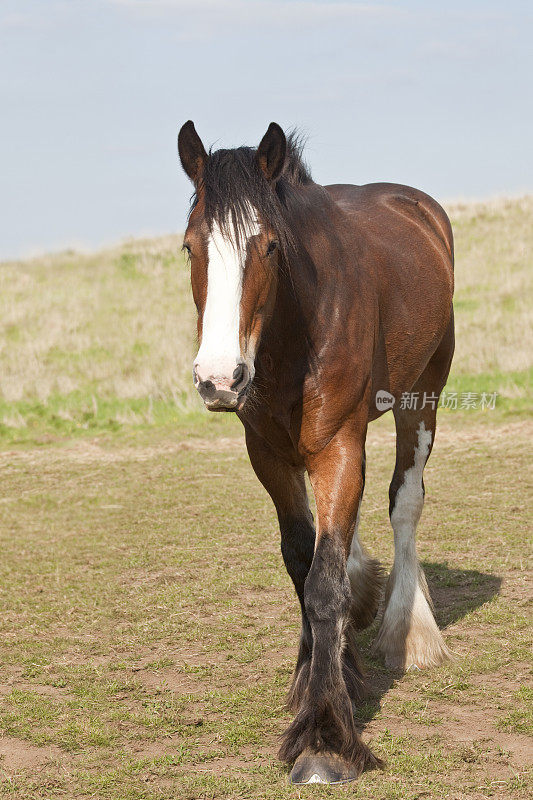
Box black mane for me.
[194,131,312,253]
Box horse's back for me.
[326,182,454,269]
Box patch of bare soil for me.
[445,707,532,765]
[0,681,71,700]
[0,436,243,469]
[0,736,62,772]
[133,666,207,695]
[189,750,268,780]
[2,418,529,471]
[364,704,532,768]
[365,418,533,449]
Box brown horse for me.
[177,121,454,784]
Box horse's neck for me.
[279,184,339,315]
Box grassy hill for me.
[0,197,531,442]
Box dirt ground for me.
[0,414,531,798]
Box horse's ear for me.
[256,122,286,182]
[178,120,208,184]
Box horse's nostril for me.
[232,363,249,390]
[198,379,216,400]
[232,364,244,383]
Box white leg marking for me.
[346,508,363,587]
[194,212,259,383]
[347,508,383,628]
[374,422,450,668]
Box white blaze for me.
[194,214,259,383]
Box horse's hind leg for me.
[346,450,384,630]
[374,334,453,670]
[373,406,450,669]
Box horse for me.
[177,121,454,784]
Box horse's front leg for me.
[243,425,316,712]
[280,419,383,784]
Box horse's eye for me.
[266,240,278,256]
[182,242,192,257]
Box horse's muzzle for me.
[193,362,251,412]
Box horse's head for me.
[178,121,287,411]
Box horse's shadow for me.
[355,562,502,728]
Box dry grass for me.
[0,197,530,437]
[0,235,196,407]
[450,196,533,378]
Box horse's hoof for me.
[289,749,359,785]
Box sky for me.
[0,0,531,259]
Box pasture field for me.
[0,197,532,798]
[0,196,531,438]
